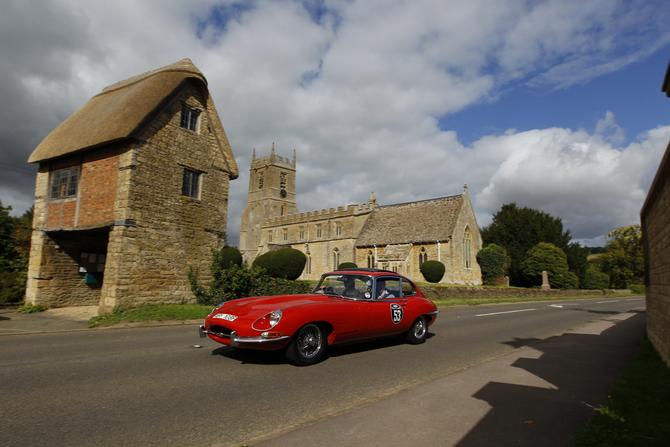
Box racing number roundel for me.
[390,303,403,324]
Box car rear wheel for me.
[286,323,326,366]
[405,316,427,344]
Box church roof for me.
[28,59,238,178]
[356,195,464,246]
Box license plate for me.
[213,313,238,322]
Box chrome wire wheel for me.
[296,323,323,359]
[406,316,427,344]
[413,317,426,339]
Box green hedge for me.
[188,262,311,306]
[338,262,357,269]
[420,260,445,283]
[252,248,306,280]
[476,244,509,285]
[216,246,242,270]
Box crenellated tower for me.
[239,143,298,263]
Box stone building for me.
[26,59,238,312]
[240,148,482,284]
[640,60,670,368]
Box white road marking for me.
[597,300,619,304]
[626,298,644,301]
[548,304,563,308]
[476,308,536,317]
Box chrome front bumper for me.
[199,325,290,347]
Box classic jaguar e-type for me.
[199,268,439,365]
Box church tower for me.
[239,144,298,263]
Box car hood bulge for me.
[213,294,337,318]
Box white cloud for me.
[1,0,668,248]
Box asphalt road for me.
[0,297,645,447]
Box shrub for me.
[216,246,242,270]
[338,262,357,269]
[420,260,445,283]
[521,242,573,289]
[252,248,306,280]
[188,262,311,306]
[476,244,510,285]
[582,267,610,290]
[629,284,645,295]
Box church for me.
[240,146,483,285]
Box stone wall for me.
[641,140,670,369]
[421,286,632,301]
[101,82,231,311]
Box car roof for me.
[326,268,410,279]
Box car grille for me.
[208,325,232,336]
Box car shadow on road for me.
[208,332,436,365]
[453,310,646,447]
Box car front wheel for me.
[405,316,427,344]
[286,323,326,366]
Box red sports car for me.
[199,268,439,365]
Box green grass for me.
[88,304,212,328]
[571,335,670,446]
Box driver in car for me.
[376,280,396,299]
[342,276,365,299]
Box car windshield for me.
[313,274,373,299]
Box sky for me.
[1,0,669,249]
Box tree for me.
[521,242,576,289]
[215,246,243,270]
[0,201,17,272]
[596,225,644,289]
[481,203,575,286]
[476,243,509,285]
[0,204,33,303]
[564,242,589,288]
[582,267,610,290]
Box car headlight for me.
[252,310,283,330]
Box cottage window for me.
[268,231,273,242]
[335,223,342,236]
[182,169,201,199]
[316,224,322,238]
[283,228,288,241]
[463,227,472,269]
[50,167,79,199]
[299,227,305,239]
[180,106,199,132]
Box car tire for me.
[405,316,427,344]
[286,323,326,366]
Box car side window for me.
[401,280,416,297]
[376,277,400,299]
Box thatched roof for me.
[28,59,238,179]
[356,195,464,246]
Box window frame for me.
[181,168,202,199]
[180,105,199,132]
[50,167,79,200]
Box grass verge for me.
[88,304,212,328]
[571,335,670,446]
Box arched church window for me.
[367,250,375,268]
[333,248,340,270]
[463,227,472,269]
[305,252,312,274]
[419,247,428,266]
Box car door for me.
[365,277,412,337]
